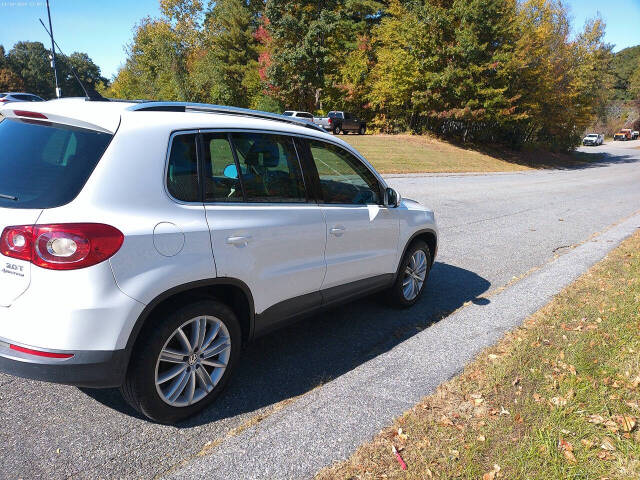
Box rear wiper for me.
[0,193,18,201]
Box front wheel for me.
[120,300,241,423]
[358,125,366,135]
[387,240,431,307]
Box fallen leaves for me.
[558,438,576,463]
[482,464,501,480]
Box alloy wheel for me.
[402,249,427,301]
[155,316,231,407]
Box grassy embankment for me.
[318,231,640,479]
[343,134,601,174]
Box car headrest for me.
[246,140,280,168]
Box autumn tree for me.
[0,68,24,91]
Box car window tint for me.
[202,133,243,202]
[0,118,112,209]
[167,134,199,202]
[231,132,306,203]
[309,140,380,205]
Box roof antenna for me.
[45,0,61,98]
[38,18,109,102]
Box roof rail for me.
[127,101,325,132]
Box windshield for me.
[586,134,597,138]
[0,118,113,209]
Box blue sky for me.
[1,0,639,79]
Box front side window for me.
[308,140,380,205]
[167,134,199,202]
[231,132,306,203]
[0,118,112,209]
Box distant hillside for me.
[611,45,640,100]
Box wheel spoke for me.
[191,317,206,352]
[196,366,216,392]
[167,369,190,402]
[202,337,230,359]
[202,358,227,368]
[156,363,187,385]
[176,327,192,353]
[186,370,196,405]
[159,348,186,364]
[200,322,221,353]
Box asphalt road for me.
[1,140,639,479]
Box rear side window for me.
[202,133,243,202]
[230,132,306,203]
[0,118,112,209]
[167,134,199,202]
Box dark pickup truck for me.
[314,111,366,135]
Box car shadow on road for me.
[81,261,491,426]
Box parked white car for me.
[582,133,604,146]
[0,99,437,422]
[282,110,314,120]
[0,92,45,104]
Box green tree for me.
[59,52,109,97]
[7,41,55,98]
[264,0,342,111]
[107,17,192,100]
[190,0,261,107]
[629,61,640,100]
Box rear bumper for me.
[0,338,127,387]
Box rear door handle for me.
[329,226,346,237]
[226,235,251,246]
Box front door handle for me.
[329,225,346,237]
[226,235,251,246]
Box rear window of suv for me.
[0,118,112,209]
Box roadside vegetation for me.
[317,231,640,479]
[342,135,602,174]
[1,0,638,152]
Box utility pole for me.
[46,0,61,98]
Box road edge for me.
[167,213,640,480]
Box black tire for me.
[358,125,366,135]
[342,129,349,135]
[387,240,431,308]
[120,299,241,424]
[333,125,341,135]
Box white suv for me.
[0,99,437,423]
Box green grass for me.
[317,231,640,479]
[341,134,603,174]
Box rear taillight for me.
[0,223,124,270]
[328,118,333,125]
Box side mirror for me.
[223,164,238,179]
[386,187,401,208]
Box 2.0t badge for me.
[2,263,24,277]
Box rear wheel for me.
[387,240,431,307]
[120,300,241,423]
[333,125,341,135]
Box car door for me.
[201,131,327,334]
[302,138,399,301]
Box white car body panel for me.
[321,204,399,288]
[0,207,42,307]
[205,204,327,314]
[0,99,437,389]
